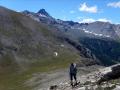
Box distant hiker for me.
[69,63,77,86]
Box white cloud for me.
[107,1,120,8]
[70,10,75,14]
[79,3,98,13]
[78,18,111,23]
[98,18,111,23]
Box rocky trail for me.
[26,65,120,90]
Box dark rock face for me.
[97,64,120,84]
[65,38,95,59]
[63,21,79,26]
[37,9,50,17]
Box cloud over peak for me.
[79,3,98,13]
[107,1,120,8]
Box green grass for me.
[0,50,80,90]
[0,73,31,90]
[0,54,31,90]
[29,52,79,72]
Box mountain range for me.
[22,8,120,66]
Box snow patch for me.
[38,14,47,18]
[82,28,111,38]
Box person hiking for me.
[69,63,77,87]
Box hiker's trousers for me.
[70,73,77,81]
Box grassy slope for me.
[0,7,81,90]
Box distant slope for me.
[79,38,120,66]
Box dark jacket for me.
[70,63,77,74]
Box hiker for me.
[69,63,77,86]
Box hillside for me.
[0,6,99,90]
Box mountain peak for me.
[37,9,50,17]
[22,10,31,14]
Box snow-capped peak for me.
[37,9,50,17]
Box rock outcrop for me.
[97,64,120,84]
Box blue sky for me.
[0,0,120,23]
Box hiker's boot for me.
[71,81,74,87]
[75,81,78,86]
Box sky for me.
[0,0,120,23]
